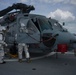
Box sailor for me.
[0,32,7,64]
[18,43,30,63]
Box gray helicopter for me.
[0,3,76,56]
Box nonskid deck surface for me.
[4,51,75,62]
[0,52,76,75]
[4,52,56,61]
[4,51,75,61]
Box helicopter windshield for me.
[49,19,64,31]
[54,22,62,28]
[38,18,52,31]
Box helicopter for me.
[0,3,76,57]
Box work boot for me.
[18,59,22,63]
[0,61,6,64]
[26,58,31,63]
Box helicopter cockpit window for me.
[31,18,40,31]
[54,22,62,27]
[38,18,52,31]
[19,18,39,34]
[27,20,39,34]
[19,18,29,33]
[0,34,3,41]
[53,21,63,31]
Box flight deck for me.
[0,52,76,75]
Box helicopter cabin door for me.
[18,18,40,43]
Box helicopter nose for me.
[55,31,76,45]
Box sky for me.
[0,0,76,33]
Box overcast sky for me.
[0,0,76,33]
